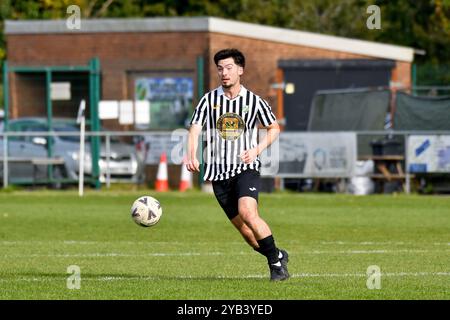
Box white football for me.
[130,196,162,227]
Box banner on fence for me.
[260,132,357,177]
[143,131,357,178]
[407,135,450,173]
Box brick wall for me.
[392,61,411,88]
[7,32,210,117]
[7,31,411,118]
[208,33,411,114]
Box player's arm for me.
[187,124,202,172]
[187,95,208,172]
[241,121,280,164]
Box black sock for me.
[256,235,280,265]
[254,247,265,256]
[254,246,282,259]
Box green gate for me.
[2,58,101,189]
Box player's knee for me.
[238,207,257,224]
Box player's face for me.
[217,57,243,89]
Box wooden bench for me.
[358,155,414,192]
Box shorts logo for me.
[249,187,256,191]
[216,113,244,141]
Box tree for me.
[1,0,449,106]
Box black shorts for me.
[212,169,261,220]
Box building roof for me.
[5,16,415,62]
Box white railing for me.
[1,130,450,193]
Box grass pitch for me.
[0,190,449,300]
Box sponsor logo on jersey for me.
[216,113,245,141]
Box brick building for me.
[3,17,416,187]
[5,17,414,121]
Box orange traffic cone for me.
[179,157,193,192]
[155,152,169,192]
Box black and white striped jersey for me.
[190,85,277,181]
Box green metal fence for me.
[412,63,450,96]
[2,58,101,188]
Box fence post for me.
[106,133,111,188]
[404,133,410,194]
[2,134,8,188]
[197,56,204,187]
[2,61,8,188]
[45,69,54,182]
[89,57,101,189]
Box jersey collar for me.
[217,85,247,99]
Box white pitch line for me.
[2,249,449,258]
[319,241,450,246]
[0,272,449,283]
[0,241,245,246]
[293,272,450,278]
[304,249,450,254]
[1,252,225,258]
[1,240,449,247]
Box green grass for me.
[0,190,449,299]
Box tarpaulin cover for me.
[308,89,390,131]
[394,92,450,130]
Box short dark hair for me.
[214,48,245,69]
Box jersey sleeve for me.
[256,98,277,127]
[189,95,208,127]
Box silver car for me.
[0,118,145,185]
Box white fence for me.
[1,130,450,193]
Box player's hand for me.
[240,148,258,164]
[186,157,200,172]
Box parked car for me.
[0,134,61,183]
[0,117,145,185]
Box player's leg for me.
[212,170,289,281]
[236,170,289,281]
[238,196,289,281]
[213,179,261,249]
[231,211,288,269]
[230,214,259,249]
[237,197,271,239]
[238,197,277,259]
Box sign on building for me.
[135,77,193,130]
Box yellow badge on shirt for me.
[216,113,245,141]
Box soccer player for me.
[186,48,289,281]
